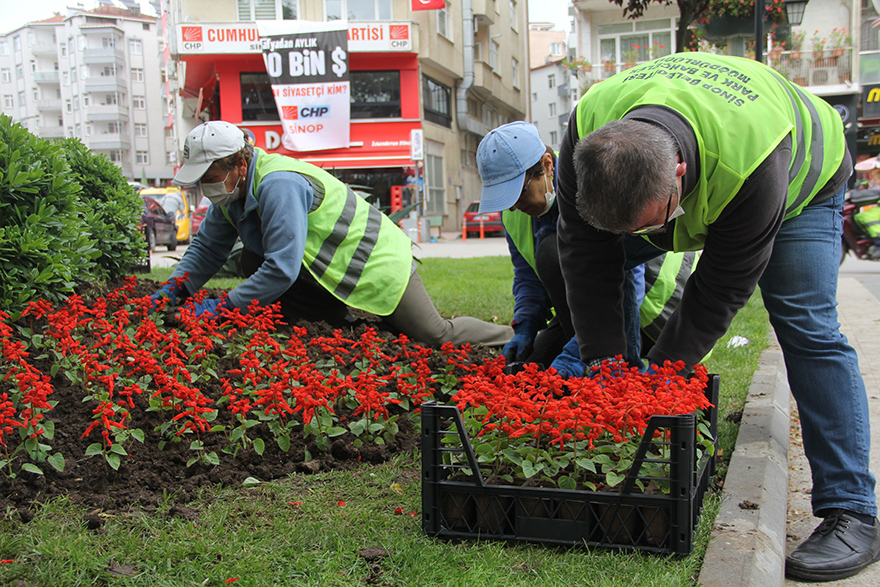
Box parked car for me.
[141,196,178,252]
[191,195,210,235]
[462,200,504,238]
[140,187,192,244]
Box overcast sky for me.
[5,0,572,36]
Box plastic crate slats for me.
[421,374,721,555]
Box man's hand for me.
[502,320,540,363]
[192,298,229,318]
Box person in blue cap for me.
[476,121,695,368]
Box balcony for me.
[83,47,126,65]
[33,71,60,84]
[88,133,130,150]
[472,0,495,26]
[39,125,65,138]
[768,49,853,90]
[37,99,62,111]
[31,43,57,55]
[85,75,127,93]
[87,103,130,121]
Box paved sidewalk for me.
[700,277,880,586]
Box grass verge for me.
[1,257,770,586]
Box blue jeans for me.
[758,187,876,516]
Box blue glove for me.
[148,282,181,313]
[192,298,229,318]
[549,337,586,379]
[502,320,540,363]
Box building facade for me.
[0,5,174,184]
[168,0,529,230]
[528,22,575,152]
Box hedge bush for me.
[0,115,146,316]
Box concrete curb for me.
[698,345,790,587]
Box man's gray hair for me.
[573,120,678,233]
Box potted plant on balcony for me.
[604,59,617,73]
[562,56,592,74]
[702,0,787,41]
[622,44,642,69]
[811,30,826,62]
[828,28,852,58]
[789,29,806,60]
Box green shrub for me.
[60,138,145,280]
[0,115,99,315]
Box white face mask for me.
[201,170,242,207]
[538,173,556,217]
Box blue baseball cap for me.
[476,121,546,213]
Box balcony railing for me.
[33,71,60,83]
[767,48,853,88]
[37,99,62,110]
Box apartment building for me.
[528,22,575,152]
[0,4,173,184]
[167,0,529,230]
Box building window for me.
[3,95,12,108]
[0,69,9,83]
[0,42,8,56]
[136,151,149,165]
[63,71,70,85]
[351,70,400,119]
[131,68,144,82]
[143,23,151,31]
[550,42,565,56]
[531,92,537,101]
[83,95,89,106]
[105,93,117,105]
[15,65,23,80]
[422,76,451,128]
[135,123,148,137]
[597,18,674,67]
[133,96,145,109]
[548,73,555,89]
[549,102,556,117]
[550,130,558,144]
[238,0,301,20]
[129,39,142,55]
[240,72,279,121]
[512,58,519,88]
[425,153,445,215]
[73,96,79,110]
[489,40,499,70]
[66,99,72,112]
[103,37,115,48]
[108,121,120,134]
[510,0,518,32]
[109,150,122,162]
[325,0,389,20]
[437,2,451,39]
[13,37,21,52]
[85,123,92,136]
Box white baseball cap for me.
[172,121,246,185]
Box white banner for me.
[257,21,350,152]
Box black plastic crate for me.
[421,374,719,555]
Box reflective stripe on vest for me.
[575,53,846,251]
[640,252,696,341]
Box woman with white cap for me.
[150,120,513,348]
[476,121,694,369]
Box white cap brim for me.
[172,160,213,186]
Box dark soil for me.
[0,278,497,516]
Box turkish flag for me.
[411,0,446,11]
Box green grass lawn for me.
[0,257,770,586]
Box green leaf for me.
[204,452,220,466]
[575,457,597,473]
[110,443,128,456]
[47,452,65,472]
[521,460,538,478]
[242,476,261,487]
[21,463,43,475]
[186,456,199,468]
[558,475,577,490]
[605,470,625,488]
[253,438,265,455]
[106,452,121,471]
[327,426,347,437]
[276,435,290,452]
[85,443,104,457]
[190,440,204,451]
[130,429,145,443]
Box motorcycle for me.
[841,188,880,264]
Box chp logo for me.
[281,105,330,120]
[181,26,204,51]
[389,24,410,49]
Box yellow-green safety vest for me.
[222,148,413,316]
[576,53,846,252]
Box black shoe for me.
[785,509,880,582]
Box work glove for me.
[192,298,230,319]
[549,337,586,379]
[502,319,541,363]
[148,282,183,313]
